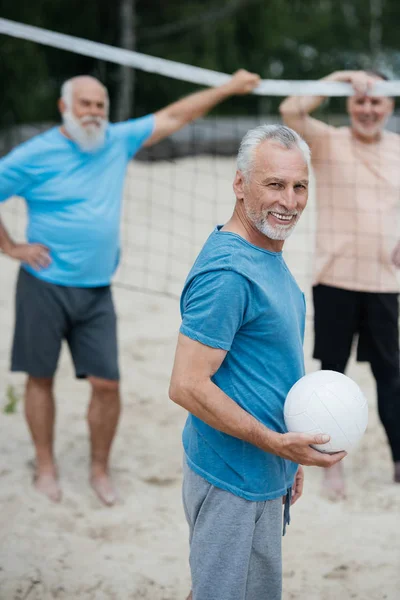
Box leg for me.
[363,293,400,482]
[11,270,67,502]
[25,376,61,502]
[182,461,275,600]
[87,376,121,505]
[373,370,400,480]
[245,498,283,600]
[66,286,120,504]
[320,360,348,500]
[313,285,359,501]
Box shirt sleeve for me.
[113,114,155,158]
[180,269,251,351]
[0,149,32,203]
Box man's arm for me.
[279,70,378,140]
[0,150,51,269]
[169,333,346,468]
[144,69,260,147]
[0,216,50,269]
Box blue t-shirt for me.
[0,115,154,286]
[180,226,306,501]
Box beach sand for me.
[0,157,399,599]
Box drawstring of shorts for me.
[282,486,292,536]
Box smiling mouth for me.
[358,118,378,125]
[268,211,296,224]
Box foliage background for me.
[1,0,398,126]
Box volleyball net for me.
[1,18,400,301]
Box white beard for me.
[62,110,108,152]
[246,207,302,241]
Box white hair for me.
[61,77,109,113]
[237,124,311,179]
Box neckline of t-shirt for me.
[55,126,107,154]
[56,127,83,151]
[215,225,283,257]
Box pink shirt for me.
[304,119,400,292]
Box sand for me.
[0,157,399,600]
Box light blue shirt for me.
[180,226,306,501]
[0,115,154,286]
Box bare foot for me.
[90,472,118,506]
[34,471,62,503]
[394,461,400,483]
[322,463,346,501]
[186,593,192,600]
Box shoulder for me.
[1,128,60,166]
[182,233,251,300]
[188,229,262,279]
[382,129,400,147]
[109,115,155,140]
[311,124,350,160]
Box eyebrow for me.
[262,177,309,185]
[78,96,105,105]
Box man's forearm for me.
[279,71,348,117]
[170,378,282,455]
[0,217,15,254]
[161,82,235,126]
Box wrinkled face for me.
[60,79,109,151]
[234,141,309,241]
[347,84,393,141]
[69,80,108,121]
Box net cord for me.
[1,17,400,97]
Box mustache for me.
[79,115,105,126]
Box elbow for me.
[279,101,295,123]
[279,99,290,117]
[169,378,191,408]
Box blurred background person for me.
[280,69,400,499]
[0,70,260,505]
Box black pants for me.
[313,284,400,462]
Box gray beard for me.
[246,208,301,241]
[62,111,108,152]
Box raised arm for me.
[279,70,379,141]
[169,333,346,468]
[144,69,260,147]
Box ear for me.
[58,97,67,115]
[387,97,395,115]
[233,170,246,200]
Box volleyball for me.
[284,370,368,453]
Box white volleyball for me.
[284,370,368,453]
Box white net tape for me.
[2,17,400,97]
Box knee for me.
[372,364,400,388]
[89,376,120,399]
[26,376,53,392]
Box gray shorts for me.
[182,460,283,600]
[11,268,119,380]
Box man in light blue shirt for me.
[169,125,346,600]
[0,70,260,505]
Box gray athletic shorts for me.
[11,268,119,380]
[182,460,283,600]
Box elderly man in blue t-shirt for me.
[0,70,260,505]
[169,124,347,600]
